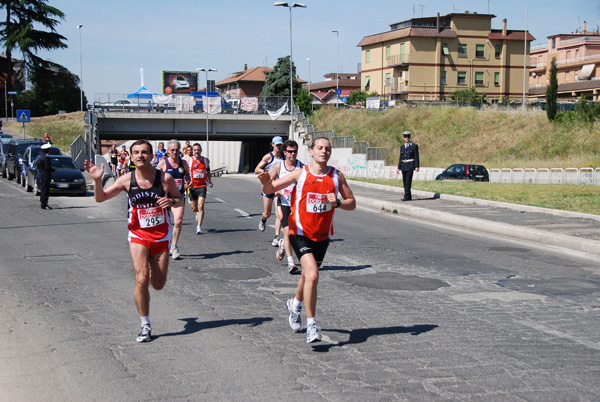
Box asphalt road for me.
[1,174,599,401]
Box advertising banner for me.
[162,71,198,94]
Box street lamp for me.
[196,68,217,160]
[77,24,83,111]
[332,30,339,108]
[274,2,306,140]
[522,0,528,110]
[307,57,312,111]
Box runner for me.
[254,136,284,246]
[109,144,119,176]
[269,139,303,274]
[84,139,183,343]
[258,137,356,343]
[189,143,213,234]
[155,142,167,163]
[156,139,190,260]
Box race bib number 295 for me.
[306,193,332,213]
[137,207,165,228]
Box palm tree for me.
[0,0,67,91]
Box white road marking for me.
[214,197,225,203]
[235,209,251,219]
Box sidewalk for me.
[349,180,600,257]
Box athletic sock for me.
[261,217,267,223]
[307,317,316,326]
[292,297,302,311]
[287,256,294,265]
[141,316,151,327]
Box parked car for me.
[0,141,7,178]
[435,164,490,182]
[4,138,44,181]
[22,145,62,191]
[0,131,13,139]
[35,155,87,196]
[172,75,190,90]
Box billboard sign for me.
[162,70,198,94]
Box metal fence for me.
[312,130,335,141]
[332,136,356,148]
[70,135,88,170]
[353,141,369,154]
[367,147,388,161]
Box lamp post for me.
[77,24,83,111]
[274,2,306,140]
[196,68,217,160]
[522,0,528,110]
[332,30,339,108]
[307,57,312,111]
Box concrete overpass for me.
[95,111,291,141]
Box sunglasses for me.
[285,149,297,153]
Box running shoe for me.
[136,324,152,343]
[285,298,302,332]
[171,246,180,260]
[196,226,203,235]
[259,220,266,232]
[306,323,321,343]
[272,238,280,247]
[276,239,285,261]
[288,264,298,274]
[169,245,174,256]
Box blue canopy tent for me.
[127,86,158,99]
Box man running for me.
[155,142,167,163]
[254,136,284,246]
[269,139,303,274]
[84,139,183,343]
[258,137,356,343]
[157,139,190,260]
[189,143,213,234]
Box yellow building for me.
[358,12,534,102]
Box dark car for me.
[4,138,44,181]
[23,145,62,191]
[35,155,87,196]
[436,164,489,182]
[0,141,7,177]
[0,131,13,139]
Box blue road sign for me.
[16,109,30,123]
[341,96,348,103]
[336,88,342,96]
[7,91,17,95]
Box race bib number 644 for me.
[306,193,332,213]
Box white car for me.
[172,76,190,90]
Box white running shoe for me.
[285,298,302,332]
[136,324,152,343]
[196,226,203,235]
[288,263,298,274]
[276,239,285,261]
[171,245,180,260]
[169,245,174,256]
[306,323,321,343]
[272,238,280,247]
[259,220,266,232]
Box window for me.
[400,43,405,63]
[552,38,556,49]
[442,43,449,55]
[495,44,501,58]
[385,73,391,85]
[363,76,370,90]
[441,71,446,85]
[476,44,485,58]
[366,50,371,63]
[475,72,484,85]
[458,44,467,58]
[494,72,500,86]
[386,46,391,59]
[458,71,466,85]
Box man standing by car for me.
[396,131,419,201]
[37,143,53,210]
[84,139,182,343]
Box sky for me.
[20,0,600,102]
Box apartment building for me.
[357,12,534,102]
[529,22,600,102]
[215,64,272,101]
[305,72,361,106]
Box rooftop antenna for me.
[412,4,425,18]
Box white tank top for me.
[278,159,303,207]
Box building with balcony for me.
[304,72,361,106]
[529,22,600,101]
[357,12,533,102]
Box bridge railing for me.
[92,94,291,116]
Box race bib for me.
[175,178,183,190]
[137,207,165,228]
[193,168,206,179]
[282,188,292,204]
[306,193,332,213]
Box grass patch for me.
[351,178,600,216]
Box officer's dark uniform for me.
[397,131,419,201]
[38,146,53,210]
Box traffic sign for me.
[336,88,342,96]
[7,91,17,95]
[84,112,97,125]
[16,109,30,123]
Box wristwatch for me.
[335,199,342,208]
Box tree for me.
[15,63,85,116]
[347,90,378,107]
[295,88,312,116]
[260,56,302,98]
[545,58,558,121]
[0,0,67,91]
[450,87,486,104]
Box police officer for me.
[396,131,419,201]
[38,143,53,210]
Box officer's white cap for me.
[41,143,52,149]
